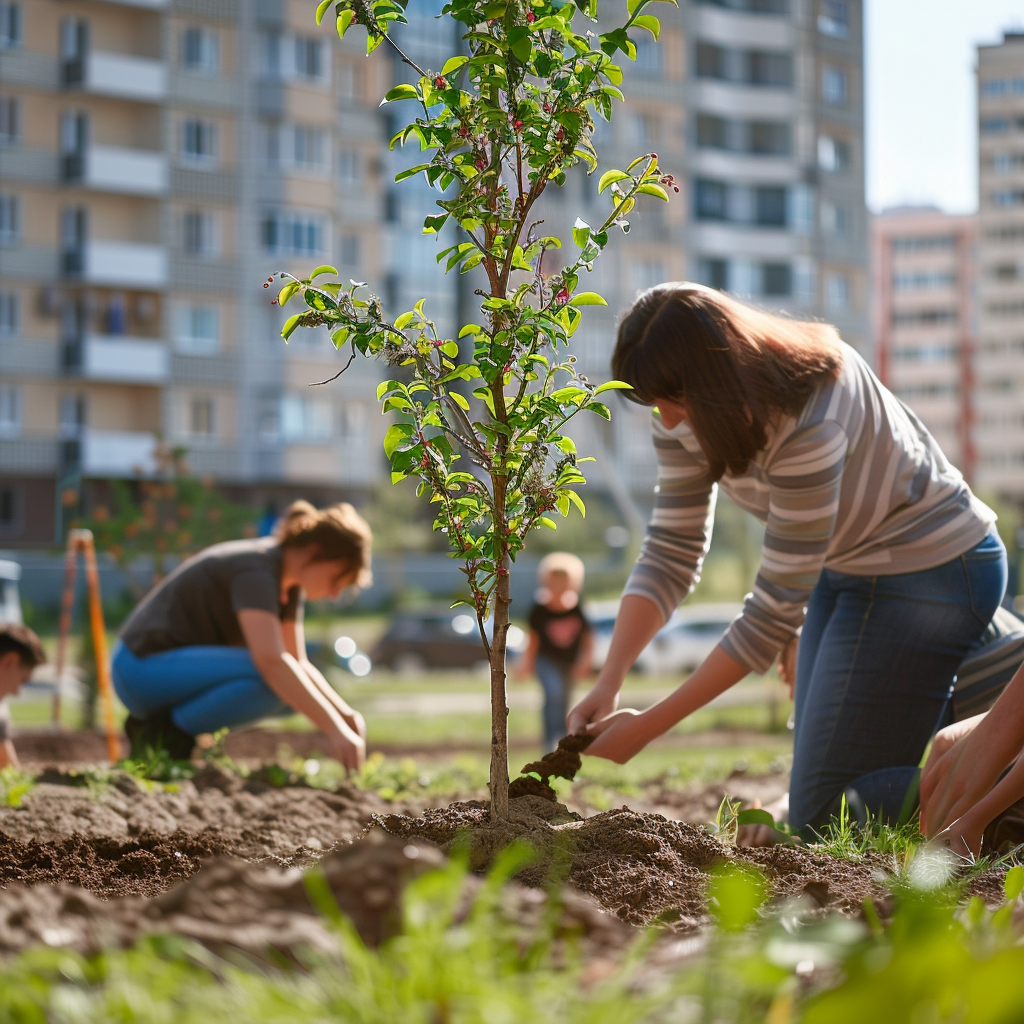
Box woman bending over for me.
[112,500,371,769]
[570,284,1006,834]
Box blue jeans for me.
[789,529,1007,832]
[535,656,572,752]
[111,642,290,736]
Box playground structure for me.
[52,529,121,763]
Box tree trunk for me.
[488,563,511,822]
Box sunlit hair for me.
[276,500,373,588]
[612,283,843,479]
[537,552,585,592]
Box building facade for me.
[0,0,392,546]
[871,207,977,481]
[976,32,1024,501]
[0,0,868,546]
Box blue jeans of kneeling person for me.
[789,528,1008,833]
[111,642,290,737]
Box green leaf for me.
[441,55,469,76]
[636,182,670,201]
[383,83,419,103]
[537,517,558,530]
[508,26,532,62]
[569,292,607,307]
[632,14,660,39]
[572,218,591,249]
[309,264,338,279]
[277,282,300,306]
[736,808,775,828]
[707,865,767,933]
[336,9,355,38]
[458,323,481,338]
[281,313,303,340]
[598,169,630,194]
[383,423,414,459]
[565,490,586,517]
[1005,864,1024,902]
[593,380,633,395]
[394,311,415,330]
[448,391,470,411]
[395,163,431,182]
[422,213,449,234]
[315,0,333,25]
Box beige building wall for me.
[871,208,977,478]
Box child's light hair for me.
[537,552,585,591]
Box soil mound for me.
[0,831,633,960]
[509,734,593,801]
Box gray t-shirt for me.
[119,538,302,658]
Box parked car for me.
[304,636,374,678]
[589,600,743,675]
[371,608,527,672]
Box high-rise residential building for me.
[871,207,977,481]
[0,0,868,548]
[0,0,392,546]
[976,32,1024,501]
[545,0,869,498]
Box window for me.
[281,395,333,442]
[790,184,814,235]
[980,118,1010,135]
[0,386,21,437]
[991,189,1024,208]
[0,193,19,243]
[817,135,850,172]
[0,95,19,143]
[631,261,666,293]
[175,304,219,355]
[694,179,727,220]
[755,186,787,227]
[0,291,17,337]
[294,36,325,80]
[818,0,848,38]
[336,61,358,100]
[697,257,729,291]
[762,262,792,297]
[821,65,848,105]
[633,37,662,76]
[60,17,88,60]
[890,235,956,254]
[748,120,790,155]
[189,397,215,438]
[820,200,847,238]
[182,210,219,256]
[696,114,727,149]
[824,273,849,310]
[261,210,328,256]
[745,50,793,88]
[694,0,787,12]
[892,270,958,291]
[891,308,956,327]
[338,233,360,267]
[181,119,218,165]
[337,148,361,183]
[292,124,327,170]
[59,394,86,438]
[181,27,219,73]
[631,112,662,149]
[0,485,19,534]
[0,2,21,49]
[695,42,726,80]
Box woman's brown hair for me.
[612,284,843,479]
[275,500,373,588]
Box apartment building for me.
[0,0,868,546]
[534,0,869,497]
[871,207,977,480]
[0,0,390,546]
[976,32,1024,501]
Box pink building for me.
[871,207,978,484]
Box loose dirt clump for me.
[509,734,592,801]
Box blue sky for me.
[866,0,1024,213]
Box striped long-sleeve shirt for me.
[623,342,997,674]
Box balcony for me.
[81,430,158,478]
[65,334,169,384]
[63,51,167,103]
[63,241,168,288]
[62,145,168,197]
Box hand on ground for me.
[328,725,366,773]
[932,812,985,860]
[736,793,791,848]
[920,718,997,836]
[566,684,619,735]
[584,708,651,764]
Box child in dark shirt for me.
[517,553,593,751]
